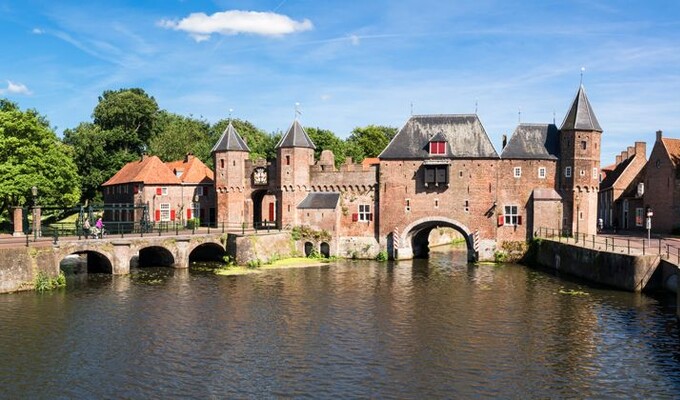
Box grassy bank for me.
[214,257,331,276]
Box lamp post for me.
[31,186,38,240]
[575,192,581,239]
[646,207,653,242]
[193,194,200,226]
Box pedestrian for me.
[95,217,104,238]
[597,218,603,233]
[83,218,91,238]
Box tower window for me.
[592,168,598,179]
[405,199,411,212]
[565,166,572,178]
[434,199,439,208]
[581,141,587,150]
[504,205,521,225]
[513,167,521,178]
[286,155,290,165]
[538,167,546,179]
[220,159,224,169]
[424,165,448,186]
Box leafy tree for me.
[211,119,278,161]
[0,99,80,218]
[92,88,159,152]
[305,127,346,167]
[347,125,398,160]
[63,123,138,203]
[148,111,212,164]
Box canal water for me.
[1,246,679,399]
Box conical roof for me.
[276,119,316,149]
[560,85,602,132]
[211,122,250,153]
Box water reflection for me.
[0,245,679,398]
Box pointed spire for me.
[560,84,602,132]
[211,121,250,153]
[276,119,316,149]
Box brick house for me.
[102,153,214,227]
[598,142,646,230]
[643,130,680,233]
[211,83,602,260]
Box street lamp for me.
[31,186,38,240]
[646,207,653,242]
[193,194,200,226]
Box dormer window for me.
[429,141,446,155]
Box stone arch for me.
[138,246,175,267]
[304,242,314,257]
[189,242,226,263]
[397,216,476,262]
[60,251,113,274]
[320,242,330,258]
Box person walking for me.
[95,217,104,238]
[83,218,91,238]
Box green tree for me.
[0,99,80,218]
[63,123,137,203]
[148,111,212,164]
[92,88,159,152]
[305,127,346,167]
[211,119,279,161]
[346,125,398,160]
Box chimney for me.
[627,146,635,158]
[185,152,194,162]
[141,152,148,161]
[502,134,507,150]
[657,130,663,141]
[620,151,629,162]
[615,154,622,165]
[634,142,646,157]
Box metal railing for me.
[3,220,288,247]
[535,227,680,266]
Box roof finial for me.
[475,99,478,114]
[552,109,556,124]
[518,106,521,123]
[580,66,585,85]
[228,108,233,121]
[410,102,414,116]
[294,102,301,120]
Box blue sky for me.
[1,0,679,164]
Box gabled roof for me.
[379,114,499,159]
[500,123,559,160]
[297,193,340,209]
[599,156,635,189]
[103,155,181,186]
[560,85,602,132]
[661,137,680,166]
[211,122,250,153]
[276,119,316,149]
[165,155,214,184]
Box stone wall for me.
[0,247,59,293]
[226,232,296,265]
[534,240,660,291]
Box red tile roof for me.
[103,155,181,186]
[662,137,680,166]
[166,155,214,184]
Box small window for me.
[581,141,587,150]
[162,187,168,196]
[513,167,521,178]
[434,199,439,208]
[286,155,290,165]
[424,165,448,186]
[358,204,372,222]
[196,186,204,196]
[123,185,128,194]
[464,200,469,213]
[220,159,224,169]
[429,141,446,155]
[405,199,411,212]
[459,171,463,178]
[580,169,585,176]
[538,167,546,179]
[565,166,572,178]
[504,205,521,225]
[592,167,598,179]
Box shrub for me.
[186,218,200,229]
[246,259,262,269]
[493,250,508,263]
[375,250,388,262]
[35,271,66,292]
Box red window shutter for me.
[156,187,162,196]
[438,142,445,154]
[497,215,504,226]
[352,213,358,222]
[170,210,176,221]
[517,215,522,225]
[155,210,161,221]
[187,209,192,219]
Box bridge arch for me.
[138,246,175,268]
[395,217,476,262]
[189,242,227,263]
[60,251,113,274]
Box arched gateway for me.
[392,217,477,262]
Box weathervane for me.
[475,99,478,114]
[580,66,585,85]
[295,102,301,119]
[229,108,233,121]
[518,106,521,123]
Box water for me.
[1,246,679,399]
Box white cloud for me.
[0,81,32,95]
[32,28,44,34]
[320,94,331,101]
[349,35,360,45]
[158,10,313,41]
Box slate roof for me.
[500,123,559,160]
[661,137,680,166]
[276,119,316,149]
[211,122,250,153]
[560,85,602,132]
[379,115,499,159]
[165,155,214,184]
[297,193,340,209]
[103,155,181,186]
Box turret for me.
[212,122,250,225]
[559,84,602,236]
